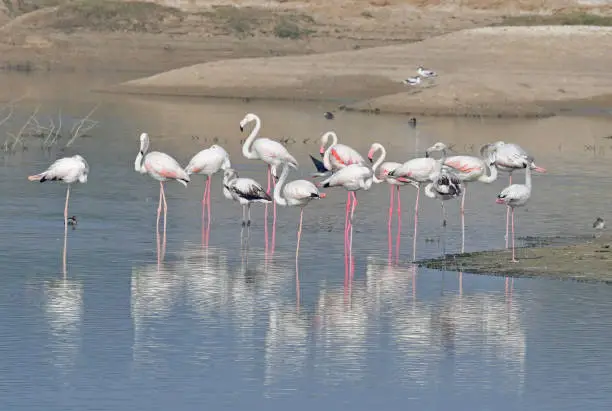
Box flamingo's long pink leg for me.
[272,175,277,254]
[511,207,517,262]
[461,186,466,253]
[207,175,212,226]
[161,181,168,240]
[344,192,351,251]
[396,186,401,263]
[505,174,512,248]
[296,208,304,264]
[349,193,357,276]
[157,182,163,236]
[412,185,420,262]
[388,186,394,261]
[63,186,70,275]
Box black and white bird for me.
[594,217,605,231]
[417,66,437,78]
[402,76,422,86]
[424,170,464,227]
[223,168,272,227]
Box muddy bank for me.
[108,26,612,118]
[419,235,612,284]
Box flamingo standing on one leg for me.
[495,158,534,262]
[28,154,89,273]
[240,113,298,253]
[368,143,417,262]
[481,141,546,248]
[184,144,231,242]
[134,132,190,249]
[274,161,326,263]
[426,142,499,252]
[222,168,272,228]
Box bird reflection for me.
[263,302,309,391]
[43,278,83,375]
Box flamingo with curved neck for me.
[274,161,326,263]
[319,131,365,173]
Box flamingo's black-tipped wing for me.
[309,154,327,173]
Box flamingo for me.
[274,161,326,261]
[495,158,534,262]
[240,113,297,251]
[223,168,272,227]
[28,154,89,229]
[423,168,464,228]
[387,145,443,261]
[369,143,417,260]
[319,131,365,172]
[426,142,499,252]
[480,141,546,247]
[184,144,231,229]
[319,148,383,265]
[240,113,298,194]
[28,154,89,273]
[134,132,190,237]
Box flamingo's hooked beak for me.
[319,146,325,156]
[239,125,244,132]
[367,149,374,163]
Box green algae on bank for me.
[418,235,612,284]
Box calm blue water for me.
[2,73,612,410]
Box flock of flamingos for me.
[27,112,547,268]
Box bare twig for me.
[65,104,100,147]
[10,106,40,151]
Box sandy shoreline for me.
[106,26,612,118]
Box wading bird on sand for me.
[134,132,190,236]
[274,161,326,262]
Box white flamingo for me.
[28,155,89,229]
[223,168,272,227]
[480,141,546,247]
[184,144,231,226]
[387,144,444,261]
[495,158,533,263]
[240,113,298,194]
[320,146,384,257]
[134,132,190,236]
[274,162,326,261]
[369,143,418,256]
[427,142,498,252]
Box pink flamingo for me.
[495,158,533,262]
[134,132,190,238]
[481,141,546,248]
[274,161,326,262]
[222,168,272,227]
[240,113,298,252]
[28,154,89,273]
[320,149,382,270]
[426,142,499,252]
[368,143,416,261]
[387,144,444,262]
[184,144,231,239]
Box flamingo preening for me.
[185,144,231,240]
[274,161,326,262]
[427,142,499,252]
[28,154,89,273]
[481,141,546,248]
[134,132,190,240]
[223,168,272,227]
[495,158,534,262]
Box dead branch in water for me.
[5,106,40,152]
[65,103,100,147]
